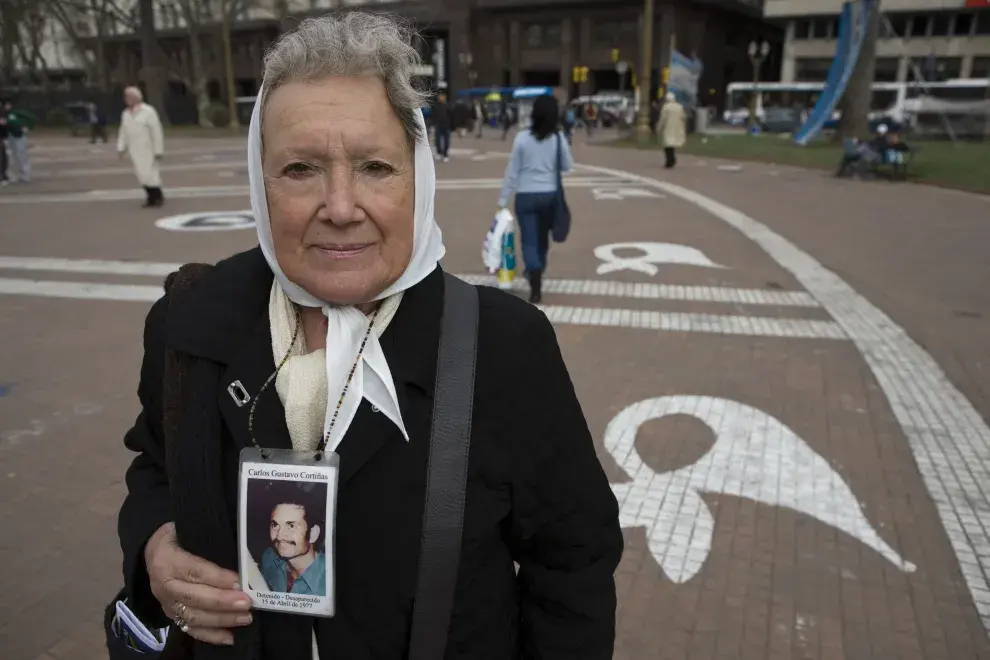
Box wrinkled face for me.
[269,503,320,560]
[262,75,415,305]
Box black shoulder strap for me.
[162,263,214,457]
[409,272,480,660]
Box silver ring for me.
[173,614,190,634]
[173,602,190,632]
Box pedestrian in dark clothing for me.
[89,101,108,143]
[0,100,9,185]
[432,93,452,161]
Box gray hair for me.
[261,12,428,144]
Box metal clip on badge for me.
[228,380,251,408]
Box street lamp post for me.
[747,39,770,131]
[635,0,655,143]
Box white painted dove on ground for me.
[594,242,726,276]
[605,395,917,583]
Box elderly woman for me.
[117,85,165,207]
[116,12,621,660]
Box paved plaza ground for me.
[1,128,990,659]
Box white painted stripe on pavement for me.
[459,274,820,307]
[0,176,635,205]
[0,257,819,308]
[580,161,990,631]
[0,256,181,277]
[0,277,846,339]
[540,304,845,339]
[0,278,163,302]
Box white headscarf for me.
[248,83,445,452]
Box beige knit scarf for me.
[268,281,404,452]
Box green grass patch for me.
[612,133,990,195]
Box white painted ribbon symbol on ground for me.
[605,395,917,583]
[594,242,726,276]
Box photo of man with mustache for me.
[254,480,328,597]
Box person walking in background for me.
[2,99,33,183]
[497,95,573,304]
[0,101,8,186]
[432,92,452,162]
[562,103,576,144]
[583,102,597,138]
[117,86,165,207]
[474,100,484,138]
[453,98,471,138]
[658,91,686,168]
[89,101,108,144]
[500,103,516,141]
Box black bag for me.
[106,269,479,660]
[550,132,571,243]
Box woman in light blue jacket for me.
[497,95,573,303]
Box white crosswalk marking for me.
[0,257,819,307]
[0,177,638,205]
[0,256,843,340]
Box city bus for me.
[723,79,990,127]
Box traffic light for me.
[611,48,620,63]
[572,66,589,83]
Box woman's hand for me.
[145,523,253,646]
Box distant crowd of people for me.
[0,98,33,185]
[426,90,688,172]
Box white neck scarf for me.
[248,83,445,453]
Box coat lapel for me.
[167,248,293,453]
[336,403,394,486]
[334,268,443,486]
[217,320,293,453]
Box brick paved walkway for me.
[1,130,989,659]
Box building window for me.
[592,20,636,46]
[909,15,928,38]
[911,56,962,80]
[827,17,840,39]
[793,19,811,40]
[874,57,898,82]
[885,15,908,38]
[930,13,951,36]
[975,12,990,35]
[954,13,974,36]
[971,57,990,78]
[795,57,832,81]
[523,22,561,48]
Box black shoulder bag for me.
[106,268,479,660]
[550,132,572,243]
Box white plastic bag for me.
[482,208,514,274]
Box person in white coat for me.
[117,86,165,207]
[657,91,686,169]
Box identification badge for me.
[237,447,338,618]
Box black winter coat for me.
[117,247,623,660]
